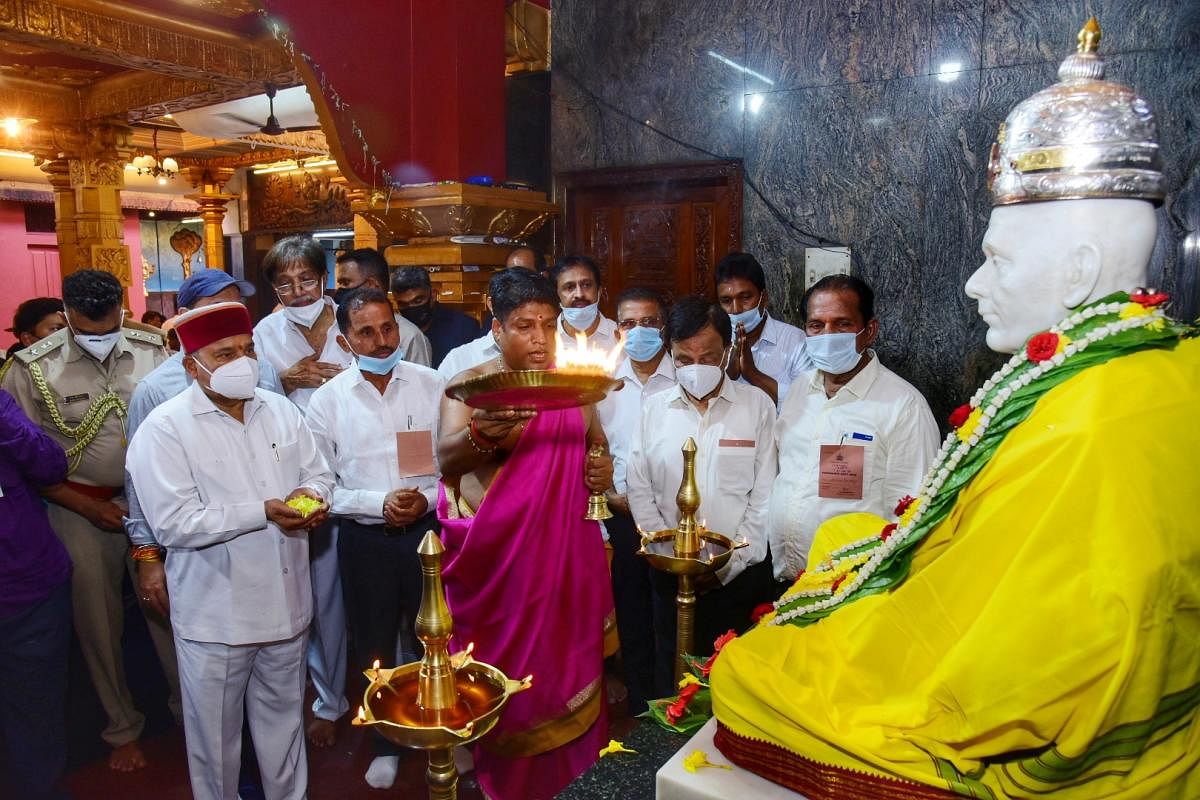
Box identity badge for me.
[395,430,436,478]
[818,444,865,500]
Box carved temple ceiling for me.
[0,0,321,168]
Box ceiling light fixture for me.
[2,117,36,138]
[251,157,337,175]
[131,129,179,182]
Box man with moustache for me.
[551,255,619,354]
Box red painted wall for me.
[260,0,506,186]
[0,202,145,352]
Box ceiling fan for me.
[217,84,321,136]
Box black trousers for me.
[0,581,71,800]
[607,509,677,713]
[338,513,438,756]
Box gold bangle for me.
[130,544,164,562]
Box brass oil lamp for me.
[353,531,531,800]
[638,437,747,682]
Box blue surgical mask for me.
[561,302,599,331]
[622,325,663,362]
[728,303,765,334]
[352,345,404,375]
[807,330,864,375]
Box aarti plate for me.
[445,369,622,411]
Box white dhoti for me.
[307,521,348,722]
[175,631,309,800]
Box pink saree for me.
[438,407,614,800]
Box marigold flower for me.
[899,496,923,526]
[955,407,984,443]
[1119,302,1152,320]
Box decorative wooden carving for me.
[694,203,714,298]
[90,244,131,284]
[248,169,352,232]
[590,208,610,274]
[621,206,679,298]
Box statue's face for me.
[965,204,1076,354]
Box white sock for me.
[454,745,475,775]
[365,755,400,789]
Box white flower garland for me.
[770,300,1170,626]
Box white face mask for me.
[807,330,864,375]
[282,297,326,328]
[560,302,599,331]
[195,355,259,400]
[67,313,121,362]
[677,363,724,400]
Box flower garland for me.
[767,289,1193,628]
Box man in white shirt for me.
[305,288,444,791]
[769,274,938,589]
[598,287,677,711]
[127,302,334,800]
[551,254,619,355]
[627,297,777,654]
[716,252,812,406]
[250,235,350,749]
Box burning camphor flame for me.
[557,331,625,373]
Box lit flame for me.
[557,331,625,373]
[524,673,534,686]
[372,659,381,670]
[357,706,366,721]
[465,642,475,658]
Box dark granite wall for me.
[550,1,1200,422]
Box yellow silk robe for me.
[712,338,1200,799]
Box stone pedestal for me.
[656,719,806,800]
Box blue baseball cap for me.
[176,269,256,309]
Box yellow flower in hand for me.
[683,749,732,773]
[599,739,637,757]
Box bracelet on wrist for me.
[465,425,497,455]
[130,544,165,562]
[469,417,504,447]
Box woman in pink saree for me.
[437,270,616,800]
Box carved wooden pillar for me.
[31,121,135,289]
[184,166,237,270]
[347,186,379,250]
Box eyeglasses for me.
[274,278,322,297]
[617,316,664,331]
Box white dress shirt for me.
[305,361,445,524]
[437,331,500,381]
[627,378,777,584]
[739,314,811,405]
[126,383,334,645]
[768,351,939,580]
[597,354,676,495]
[253,298,432,411]
[557,314,619,354]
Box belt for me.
[355,513,438,537]
[64,480,121,501]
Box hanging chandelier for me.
[131,129,179,184]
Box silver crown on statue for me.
[988,18,1165,207]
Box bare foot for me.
[109,740,147,772]
[307,717,337,748]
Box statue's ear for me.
[1063,242,1102,309]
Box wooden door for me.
[557,161,742,316]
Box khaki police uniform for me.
[1,326,182,748]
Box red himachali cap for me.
[174,302,252,354]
